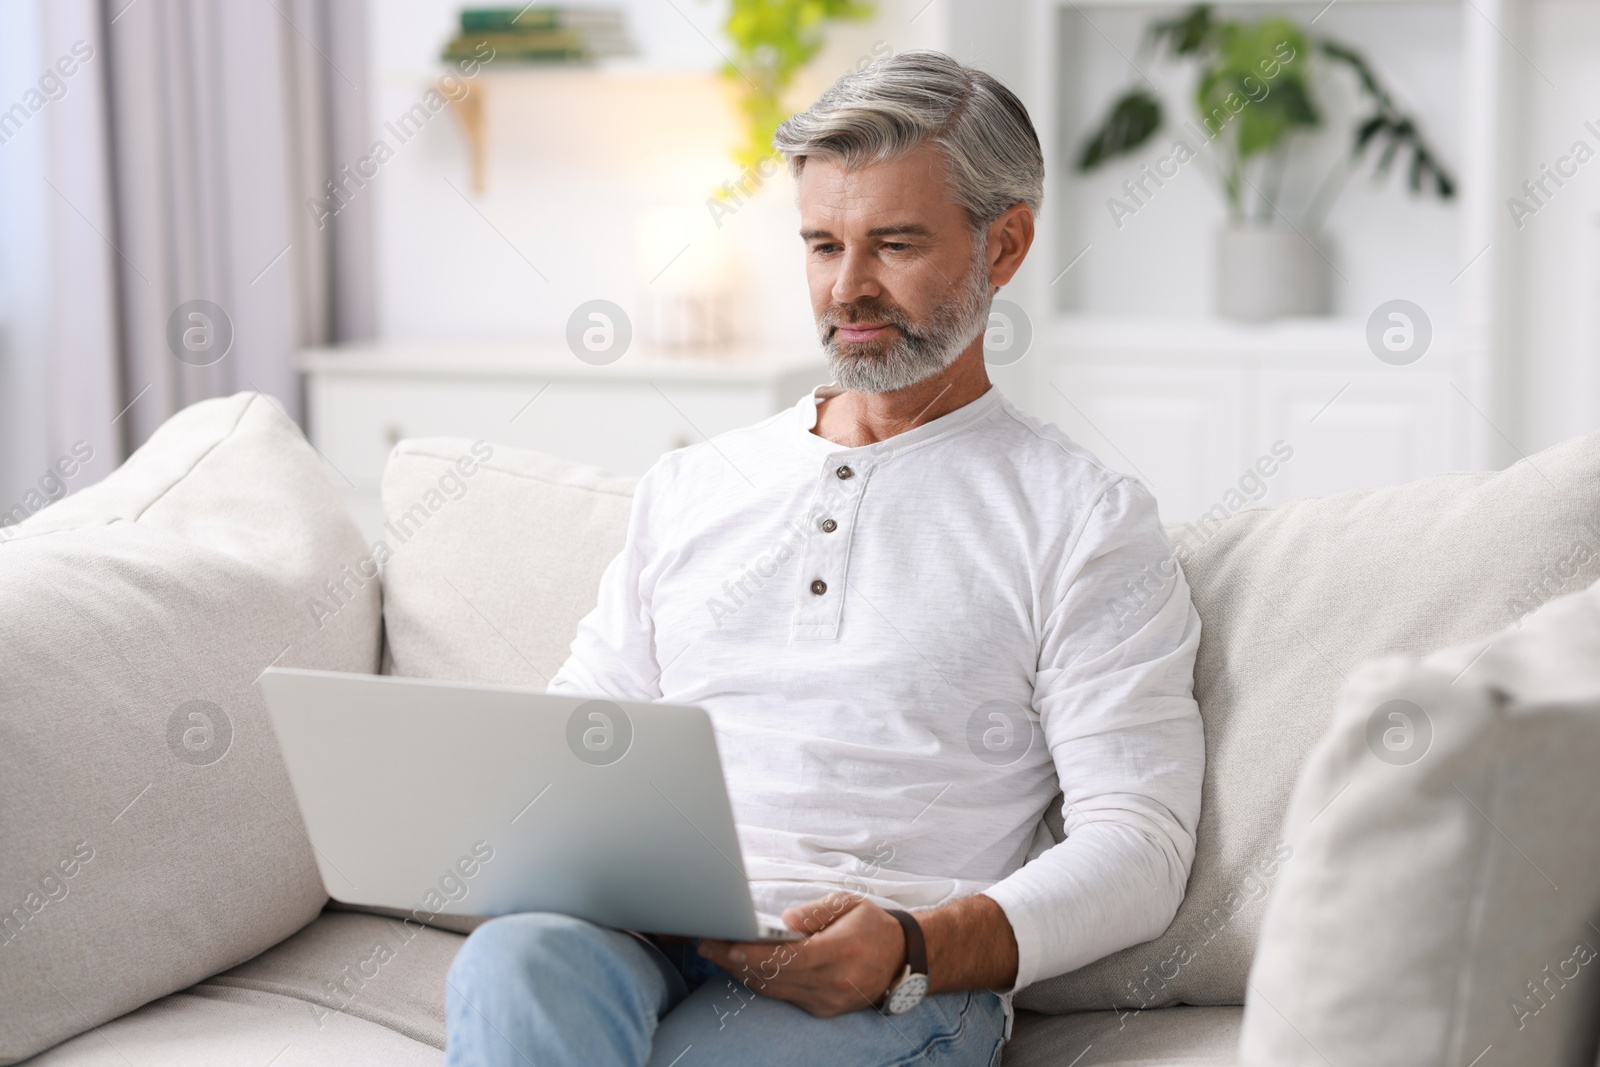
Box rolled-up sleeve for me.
[981,477,1204,990]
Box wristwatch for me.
[882,909,930,1015]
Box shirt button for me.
[820,518,837,533]
[835,465,854,480]
[810,579,828,596]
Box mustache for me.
[820,298,917,338]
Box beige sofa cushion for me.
[207,908,461,1050]
[1007,1006,1240,1066]
[378,438,635,687]
[1239,579,1600,1066]
[1020,432,1600,1011]
[23,911,456,1065]
[0,393,382,1064]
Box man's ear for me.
[985,203,1035,289]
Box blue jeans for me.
[443,913,1007,1066]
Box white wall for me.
[1509,0,1600,452]
[0,0,119,515]
[365,0,950,349]
[1051,3,1463,324]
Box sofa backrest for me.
[377,430,1600,1011]
[0,393,382,1064]
[1025,431,1600,1012]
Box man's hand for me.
[696,893,904,1018]
[696,891,1020,1018]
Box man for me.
[444,50,1203,1067]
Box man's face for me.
[797,145,993,394]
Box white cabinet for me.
[1043,362,1246,522]
[1254,365,1464,505]
[299,343,827,543]
[1026,317,1474,524]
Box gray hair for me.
[772,50,1043,231]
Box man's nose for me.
[831,247,881,305]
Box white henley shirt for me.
[547,383,1204,992]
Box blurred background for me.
[2,0,1597,543]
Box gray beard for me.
[819,249,993,395]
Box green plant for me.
[1077,4,1454,225]
[722,0,873,170]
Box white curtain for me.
[0,0,372,487]
[0,0,121,497]
[102,0,373,452]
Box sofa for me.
[4,390,1600,1066]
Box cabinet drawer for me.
[1255,368,1462,503]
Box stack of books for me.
[442,6,633,64]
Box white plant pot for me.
[1216,225,1331,321]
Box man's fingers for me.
[783,892,861,935]
[697,919,889,1019]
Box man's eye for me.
[811,244,841,256]
[882,242,911,253]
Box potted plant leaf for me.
[722,0,874,170]
[1077,4,1455,321]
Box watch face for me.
[886,973,930,1015]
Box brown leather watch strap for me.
[885,908,928,976]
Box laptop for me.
[258,667,803,942]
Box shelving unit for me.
[967,0,1515,520]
